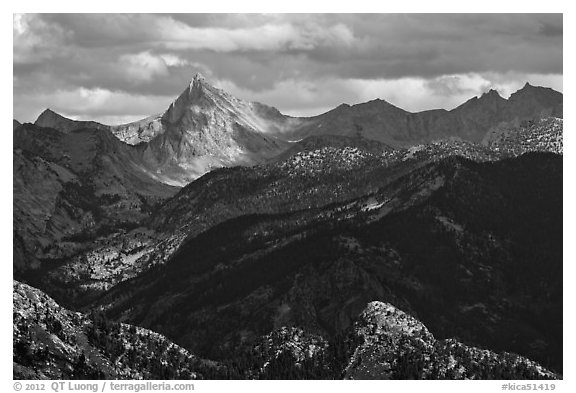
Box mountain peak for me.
[163,75,218,124]
[34,108,109,133]
[516,82,549,94]
[35,108,67,125]
[193,72,206,82]
[189,74,205,94]
[480,88,504,100]
[189,72,213,92]
[511,82,562,99]
[38,108,60,117]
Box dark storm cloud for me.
[13,13,562,123]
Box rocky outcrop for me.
[342,302,558,379]
[110,114,165,145]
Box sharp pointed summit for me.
[163,77,210,125]
[189,72,209,94]
[35,108,64,124]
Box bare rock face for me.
[139,73,294,185]
[110,114,165,145]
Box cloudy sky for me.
[13,13,562,124]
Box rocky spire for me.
[162,73,214,124]
[189,72,207,94]
[192,72,205,83]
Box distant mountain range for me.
[13,74,563,380]
[22,74,562,185]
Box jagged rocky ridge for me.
[13,280,557,380]
[13,280,226,379]
[288,83,561,147]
